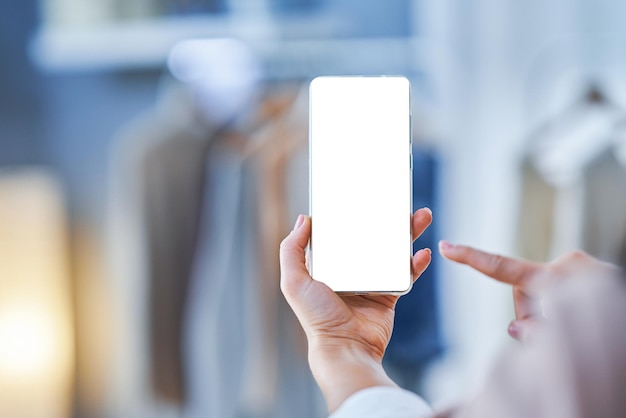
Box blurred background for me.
[2,0,626,417]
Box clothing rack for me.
[30,17,430,77]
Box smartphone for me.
[309,76,412,294]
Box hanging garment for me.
[239,103,295,418]
[142,128,213,402]
[108,82,218,410]
[384,148,443,392]
[183,138,248,418]
[516,158,557,262]
[184,86,324,418]
[516,99,622,262]
[230,85,305,417]
[240,86,323,418]
[515,157,586,262]
[580,149,626,264]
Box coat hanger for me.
[585,83,606,104]
[525,80,626,185]
[242,84,305,159]
[525,81,618,144]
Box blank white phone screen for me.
[309,76,412,293]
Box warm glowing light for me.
[0,305,59,379]
[0,172,74,418]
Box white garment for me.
[330,387,432,418]
[184,144,245,418]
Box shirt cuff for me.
[329,386,433,418]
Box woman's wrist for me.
[308,340,396,413]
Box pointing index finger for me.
[438,241,540,286]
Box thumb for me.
[280,215,313,300]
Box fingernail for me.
[439,240,453,250]
[421,207,432,216]
[294,214,304,230]
[508,322,519,339]
[420,248,432,255]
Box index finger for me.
[438,241,540,286]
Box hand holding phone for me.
[278,209,432,412]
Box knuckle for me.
[545,263,565,277]
[567,250,588,260]
[456,246,472,261]
[489,254,507,273]
[551,250,590,272]
[563,250,589,261]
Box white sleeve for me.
[329,386,434,418]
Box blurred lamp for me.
[0,171,74,418]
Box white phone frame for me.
[308,75,413,295]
